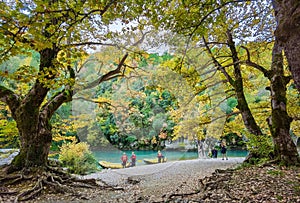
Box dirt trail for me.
[80,157,244,202]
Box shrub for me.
[58,142,98,175]
[246,134,273,164]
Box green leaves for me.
[58,142,98,175]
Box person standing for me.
[220,142,228,160]
[121,152,128,168]
[130,151,136,167]
[157,150,164,163]
[212,147,218,158]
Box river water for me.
[93,149,248,166]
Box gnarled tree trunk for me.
[273,0,300,93]
[7,47,58,172]
[267,40,299,165]
[10,114,52,171]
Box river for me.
[93,149,248,165]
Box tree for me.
[0,0,146,200]
[266,40,299,164]
[272,0,300,93]
[150,0,299,165]
[0,0,130,172]
[203,31,263,137]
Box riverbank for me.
[30,157,244,202]
[79,157,299,203]
[83,157,244,187]
[2,156,299,202]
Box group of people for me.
[121,150,165,168]
[121,151,136,168]
[121,143,227,168]
[208,142,228,160]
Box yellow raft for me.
[143,157,167,164]
[99,161,131,169]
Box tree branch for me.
[73,96,112,107]
[0,85,20,117]
[42,53,129,119]
[41,89,72,120]
[200,110,241,125]
[189,0,253,37]
[240,46,271,77]
[77,53,129,92]
[64,42,117,47]
[202,36,235,85]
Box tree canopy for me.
[0,0,300,201]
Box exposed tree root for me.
[163,164,300,203]
[0,165,124,202]
[15,179,43,202]
[167,190,201,199]
[164,168,236,202]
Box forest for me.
[0,0,300,202]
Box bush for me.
[58,142,98,175]
[246,134,273,164]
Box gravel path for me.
[80,157,245,202]
[84,157,244,185]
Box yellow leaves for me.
[57,50,67,63]
[199,114,211,124]
[151,136,157,144]
[46,25,57,35]
[70,114,92,130]
[224,115,245,136]
[291,120,300,136]
[57,49,88,71]
[52,120,76,143]
[194,83,206,93]
[0,102,19,148]
[92,97,112,107]
[172,125,181,140]
[58,141,97,174]
[287,88,300,118]
[170,109,182,123]
[59,142,89,159]
[194,126,205,140]
[195,94,209,102]
[33,40,53,51]
[160,59,177,70]
[52,133,76,143]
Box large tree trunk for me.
[7,46,58,172]
[203,34,263,136]
[225,31,266,163]
[10,113,52,171]
[267,40,300,165]
[8,84,52,172]
[273,0,300,93]
[226,31,263,136]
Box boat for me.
[99,161,131,169]
[143,157,167,164]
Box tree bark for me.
[10,112,52,171]
[7,46,59,172]
[267,40,300,165]
[273,0,300,93]
[226,31,263,136]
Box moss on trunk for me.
[267,40,300,166]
